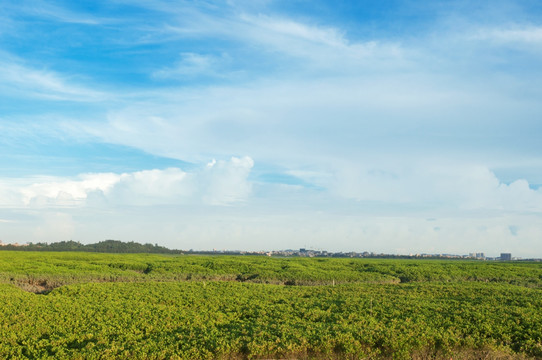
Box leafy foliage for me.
[1,252,541,359]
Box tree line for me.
[0,239,180,254]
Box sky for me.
[1,0,542,257]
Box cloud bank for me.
[0,157,254,208]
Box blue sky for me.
[1,0,542,256]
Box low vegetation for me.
[1,251,541,359]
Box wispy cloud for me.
[243,14,347,47]
[157,7,404,74]
[471,25,542,49]
[0,56,106,101]
[152,52,229,79]
[2,1,105,25]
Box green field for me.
[1,252,542,359]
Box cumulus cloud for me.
[0,157,254,208]
[107,168,191,206]
[18,173,119,207]
[202,156,254,205]
[328,163,542,213]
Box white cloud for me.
[473,26,542,45]
[1,161,542,256]
[154,5,405,73]
[329,162,542,213]
[0,157,254,208]
[202,156,254,205]
[0,56,106,101]
[13,173,119,207]
[92,68,540,171]
[244,15,346,48]
[240,14,403,68]
[152,53,226,79]
[107,168,191,206]
[2,1,104,25]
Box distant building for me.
[500,253,512,261]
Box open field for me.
[1,252,542,359]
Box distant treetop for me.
[0,240,180,254]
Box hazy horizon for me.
[1,1,542,257]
